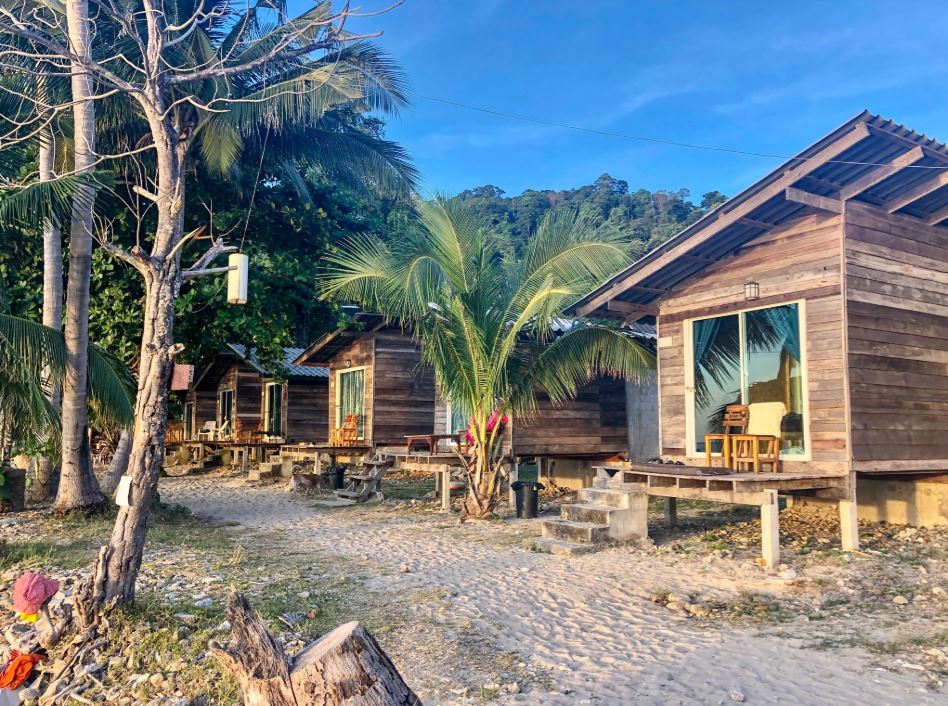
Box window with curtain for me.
[265,383,284,435]
[692,302,804,455]
[337,369,365,438]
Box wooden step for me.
[540,519,609,544]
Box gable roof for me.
[293,313,389,367]
[226,344,328,379]
[569,111,948,319]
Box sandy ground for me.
[160,473,943,706]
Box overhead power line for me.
[410,92,948,170]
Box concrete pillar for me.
[760,489,780,568]
[839,498,859,552]
[664,497,677,529]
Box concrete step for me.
[578,487,635,509]
[561,503,616,525]
[523,537,598,556]
[541,519,609,544]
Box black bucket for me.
[511,480,544,519]
[325,465,346,490]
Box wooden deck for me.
[596,462,850,505]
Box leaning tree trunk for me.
[34,87,63,502]
[211,590,421,706]
[55,0,104,513]
[99,127,186,603]
[101,429,131,495]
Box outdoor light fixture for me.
[227,253,249,305]
[344,359,353,368]
[744,281,760,301]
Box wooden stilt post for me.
[440,469,451,512]
[761,489,780,568]
[664,497,677,529]
[839,498,859,551]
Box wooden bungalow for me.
[292,314,436,448]
[569,111,948,530]
[184,344,328,443]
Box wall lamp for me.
[744,281,760,301]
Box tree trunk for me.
[34,90,63,503]
[54,0,104,513]
[100,129,185,602]
[101,429,131,495]
[211,590,421,706]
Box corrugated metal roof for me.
[570,111,948,316]
[227,344,328,379]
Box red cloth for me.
[0,650,44,689]
[170,364,194,391]
[465,411,508,445]
[12,572,59,615]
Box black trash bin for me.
[511,480,544,519]
[325,465,346,490]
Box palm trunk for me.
[101,429,131,495]
[462,415,501,518]
[34,85,63,502]
[100,125,186,603]
[54,0,104,513]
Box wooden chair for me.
[731,402,786,474]
[704,405,749,468]
[331,414,361,446]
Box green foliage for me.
[455,175,726,260]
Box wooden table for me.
[405,434,460,454]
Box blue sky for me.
[344,1,948,202]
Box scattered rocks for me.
[173,613,198,626]
[729,689,746,702]
[892,595,909,606]
[193,597,213,608]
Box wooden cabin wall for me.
[285,380,328,443]
[326,337,374,442]
[844,202,948,473]
[512,378,628,457]
[656,211,848,475]
[371,330,435,445]
[217,362,263,431]
[186,389,217,436]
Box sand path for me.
[161,476,939,705]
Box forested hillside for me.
[454,174,727,259]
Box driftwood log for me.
[210,590,421,706]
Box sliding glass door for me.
[690,302,805,456]
[337,368,365,439]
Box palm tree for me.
[0,313,135,504]
[323,198,655,518]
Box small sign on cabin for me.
[171,364,194,390]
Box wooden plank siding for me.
[844,201,948,471]
[656,211,849,476]
[512,378,628,457]
[372,330,435,446]
[285,380,328,443]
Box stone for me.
[686,603,712,618]
[399,564,411,574]
[777,567,799,580]
[665,593,690,605]
[297,590,311,599]
[148,673,165,686]
[932,586,946,598]
[665,601,689,612]
[892,595,909,606]
[505,682,521,694]
[193,598,213,608]
[173,613,198,625]
[730,690,746,702]
[216,620,231,632]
